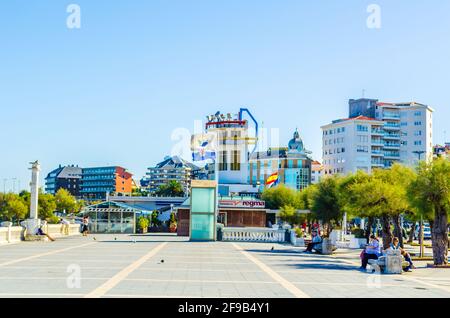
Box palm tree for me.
[155,181,185,197]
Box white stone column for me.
[21,161,41,236]
[30,161,40,219]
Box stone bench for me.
[368,251,410,274]
[24,235,49,242]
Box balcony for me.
[384,152,400,159]
[371,151,384,157]
[371,129,384,136]
[384,123,401,131]
[382,112,401,120]
[384,143,401,150]
[371,139,384,145]
[384,133,401,140]
[371,161,384,167]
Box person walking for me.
[82,216,90,237]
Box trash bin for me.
[217,228,223,241]
[216,223,224,241]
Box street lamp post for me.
[413,150,426,257]
[413,150,426,161]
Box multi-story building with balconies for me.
[141,156,201,196]
[321,98,434,176]
[80,166,133,201]
[45,165,82,197]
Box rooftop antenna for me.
[362,89,366,98]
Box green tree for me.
[38,193,57,220]
[279,205,306,226]
[2,194,28,223]
[138,216,150,232]
[409,158,450,265]
[343,166,413,249]
[261,185,299,210]
[339,170,373,242]
[155,181,185,197]
[374,165,416,248]
[151,210,161,227]
[55,189,77,214]
[310,176,344,237]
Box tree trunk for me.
[366,217,374,244]
[381,214,393,250]
[407,221,416,243]
[431,207,449,266]
[418,219,424,245]
[392,214,403,248]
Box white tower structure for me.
[202,109,259,195]
[21,161,41,236]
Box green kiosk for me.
[189,180,217,241]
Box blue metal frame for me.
[239,108,259,154]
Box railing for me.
[222,227,286,243]
[0,225,24,244]
[384,133,400,139]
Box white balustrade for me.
[222,227,286,243]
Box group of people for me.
[33,216,90,240]
[360,235,415,272]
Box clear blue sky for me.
[1,0,449,191]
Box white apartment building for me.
[322,116,385,175]
[321,100,434,176]
[311,160,324,184]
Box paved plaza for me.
[0,234,449,298]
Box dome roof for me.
[288,129,304,152]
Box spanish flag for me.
[266,172,279,188]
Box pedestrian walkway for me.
[0,234,448,298]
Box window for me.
[414,121,422,126]
[414,111,422,116]
[357,146,369,153]
[414,131,422,136]
[357,125,368,132]
[231,150,241,171]
[414,141,422,146]
[358,135,369,143]
[219,151,228,171]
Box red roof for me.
[341,115,377,122]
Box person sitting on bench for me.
[304,230,322,253]
[360,235,381,270]
[388,237,415,272]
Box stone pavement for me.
[0,234,449,298]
